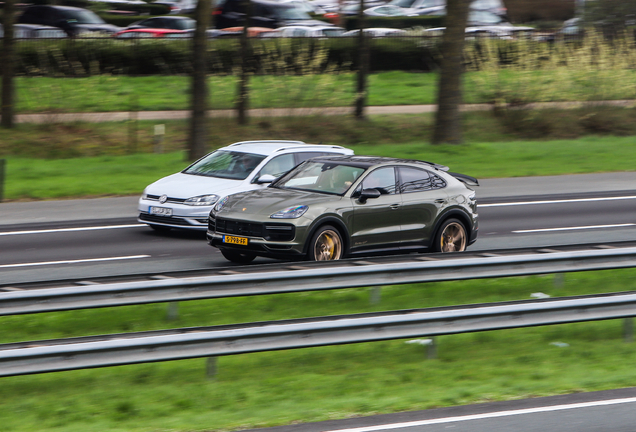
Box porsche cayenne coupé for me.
[207,155,479,263]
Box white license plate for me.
[150,206,173,217]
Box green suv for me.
[207,156,478,263]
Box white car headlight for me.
[184,194,219,206]
[270,205,308,219]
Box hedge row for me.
[11,37,444,76]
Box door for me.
[397,166,448,248]
[350,167,402,251]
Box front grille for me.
[213,217,295,241]
[216,217,264,237]
[140,213,191,226]
[146,194,187,204]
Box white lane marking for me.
[481,195,636,208]
[0,224,144,236]
[0,255,150,269]
[323,397,636,432]
[513,223,636,233]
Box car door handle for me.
[390,204,400,210]
[434,199,445,204]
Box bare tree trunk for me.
[1,0,16,129]
[236,0,252,125]
[431,0,471,145]
[189,0,212,161]
[354,0,368,120]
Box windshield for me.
[63,10,106,24]
[468,10,504,24]
[183,150,266,180]
[275,161,366,195]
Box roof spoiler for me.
[449,172,479,187]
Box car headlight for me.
[270,205,308,219]
[140,188,148,200]
[184,194,219,206]
[214,196,229,212]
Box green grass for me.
[2,111,636,201]
[2,269,636,432]
[12,69,636,114]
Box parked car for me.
[138,140,354,232]
[126,16,196,31]
[342,28,407,37]
[0,23,68,38]
[215,0,332,29]
[153,0,197,14]
[113,28,190,38]
[17,5,121,37]
[262,25,345,37]
[207,155,478,263]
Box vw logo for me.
[159,194,168,204]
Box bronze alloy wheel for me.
[312,227,343,261]
[439,220,467,252]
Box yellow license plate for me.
[223,235,248,246]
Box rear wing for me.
[449,172,479,187]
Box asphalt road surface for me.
[1,172,635,284]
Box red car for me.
[113,28,189,38]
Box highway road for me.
[245,388,636,432]
[1,173,635,285]
[1,172,636,432]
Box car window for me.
[360,167,397,195]
[257,154,296,178]
[276,161,365,195]
[398,167,446,193]
[183,150,266,180]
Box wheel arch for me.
[429,209,473,249]
[303,216,350,256]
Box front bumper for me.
[138,199,212,230]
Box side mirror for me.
[256,174,277,184]
[358,188,381,203]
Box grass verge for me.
[1,110,636,201]
[1,269,636,432]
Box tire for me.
[433,218,467,253]
[220,249,256,264]
[308,225,343,261]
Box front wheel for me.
[220,249,256,264]
[433,219,467,253]
[308,225,343,261]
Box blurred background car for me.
[17,5,122,37]
[113,28,190,38]
[138,140,354,232]
[126,16,196,30]
[0,23,68,38]
[342,28,407,37]
[262,25,345,37]
[215,0,332,29]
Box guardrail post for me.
[427,337,437,359]
[369,286,381,304]
[624,318,634,343]
[206,357,217,379]
[0,159,5,203]
[553,273,564,288]
[166,302,179,321]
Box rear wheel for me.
[308,225,343,261]
[220,249,256,264]
[433,219,467,253]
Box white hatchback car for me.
[138,140,354,231]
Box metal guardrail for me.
[3,247,636,316]
[1,291,635,377]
